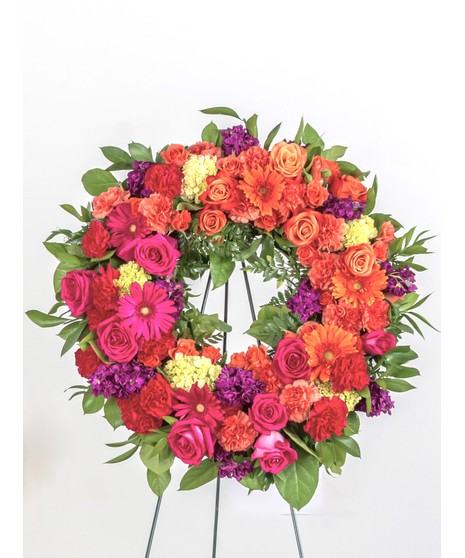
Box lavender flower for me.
[89,361,156,399]
[215,366,264,406]
[154,278,185,320]
[127,161,154,198]
[322,194,366,221]
[287,278,322,322]
[380,261,417,297]
[220,125,259,156]
[214,445,254,481]
[356,381,395,417]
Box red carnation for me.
[144,163,183,199]
[303,396,348,442]
[82,220,111,259]
[117,393,162,434]
[330,353,370,392]
[139,374,174,418]
[74,346,103,378]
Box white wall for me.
[24,1,445,557]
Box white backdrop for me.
[24,1,444,557]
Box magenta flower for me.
[118,281,177,341]
[106,203,150,258]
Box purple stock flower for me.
[89,361,156,399]
[214,445,254,480]
[322,194,366,221]
[380,261,417,297]
[356,381,395,417]
[127,161,155,198]
[154,278,185,320]
[215,366,264,406]
[220,125,259,156]
[287,278,322,322]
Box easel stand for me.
[144,263,304,557]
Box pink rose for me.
[96,316,138,363]
[61,269,96,317]
[249,393,288,435]
[167,418,215,466]
[361,330,397,355]
[134,234,180,276]
[272,337,312,385]
[251,431,298,474]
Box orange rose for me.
[201,346,222,364]
[311,156,341,185]
[298,321,320,338]
[199,171,238,210]
[171,210,192,231]
[329,174,367,202]
[296,245,319,267]
[343,243,376,276]
[168,339,199,359]
[372,240,389,261]
[378,221,395,244]
[161,144,188,167]
[283,209,321,246]
[229,351,249,368]
[217,155,244,178]
[198,207,227,236]
[319,291,335,307]
[254,213,277,232]
[305,180,329,208]
[270,141,307,178]
[92,187,129,219]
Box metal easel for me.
[144,263,304,557]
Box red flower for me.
[171,210,192,231]
[140,374,174,418]
[117,393,162,434]
[137,331,176,368]
[74,346,103,378]
[303,396,348,442]
[82,220,111,258]
[173,383,224,429]
[331,353,370,392]
[144,163,183,198]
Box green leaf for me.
[383,378,416,392]
[104,398,124,430]
[302,123,324,148]
[60,204,85,222]
[264,122,282,151]
[337,161,367,178]
[321,145,347,161]
[43,242,85,266]
[200,106,242,120]
[147,468,171,497]
[245,114,258,138]
[246,304,298,348]
[237,236,262,261]
[358,385,372,415]
[59,320,87,356]
[283,428,320,460]
[344,412,360,435]
[331,435,361,458]
[294,117,305,144]
[388,366,421,379]
[140,441,174,474]
[105,445,138,464]
[209,252,235,289]
[260,235,275,262]
[385,346,418,365]
[100,146,133,165]
[409,311,440,332]
[106,161,133,171]
[128,142,153,162]
[201,121,219,144]
[364,175,378,214]
[179,459,218,491]
[26,310,70,328]
[239,471,269,491]
[81,168,119,196]
[82,389,104,414]
[275,451,319,510]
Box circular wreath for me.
[28,106,433,510]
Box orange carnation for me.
[92,187,129,219]
[217,411,258,452]
[238,146,270,169]
[281,178,307,213]
[229,351,249,369]
[302,324,358,383]
[331,265,387,308]
[308,252,340,290]
[270,141,307,178]
[298,321,320,338]
[313,214,346,252]
[238,166,286,216]
[188,141,221,158]
[138,193,173,234]
[279,380,321,423]
[362,298,390,332]
[199,171,238,211]
[198,207,227,236]
[329,174,367,202]
[217,155,244,178]
[343,243,376,276]
[283,209,321,246]
[138,331,176,368]
[322,302,362,334]
[161,144,188,167]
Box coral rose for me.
[378,221,396,243]
[217,155,244,178]
[270,141,307,178]
[372,240,389,261]
[167,418,215,466]
[251,431,298,474]
[169,338,199,358]
[248,393,288,435]
[199,171,238,211]
[329,174,367,202]
[343,243,376,276]
[304,396,348,442]
[201,346,222,364]
[283,209,321,246]
[171,210,192,231]
[305,180,329,208]
[198,207,227,236]
[161,144,188,167]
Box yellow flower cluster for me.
[317,381,362,412]
[343,215,378,248]
[114,261,151,296]
[181,155,218,202]
[163,354,221,391]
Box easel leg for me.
[144,494,163,558]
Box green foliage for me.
[82,387,105,414]
[201,121,220,144]
[245,114,258,138]
[128,142,153,162]
[302,123,325,149]
[321,145,347,161]
[179,459,218,490]
[264,122,282,150]
[275,451,320,510]
[209,252,235,289]
[200,106,242,120]
[140,439,175,474]
[364,175,378,214]
[104,398,124,430]
[246,304,300,348]
[239,469,272,491]
[26,310,70,328]
[81,169,119,196]
[100,146,133,168]
[147,469,171,497]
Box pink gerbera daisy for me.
[173,383,224,429]
[118,282,177,341]
[106,203,150,250]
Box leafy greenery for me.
[275,451,320,510]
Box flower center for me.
[129,224,137,233]
[353,281,363,291]
[140,306,151,316]
[259,186,267,195]
[324,350,334,361]
[196,404,205,413]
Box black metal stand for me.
[144,268,304,557]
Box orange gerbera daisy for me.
[302,324,358,382]
[331,265,387,308]
[238,166,285,216]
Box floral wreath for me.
[28,106,434,510]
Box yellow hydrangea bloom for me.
[181,155,217,202]
[114,261,151,296]
[343,215,378,248]
[317,381,362,412]
[163,354,222,391]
